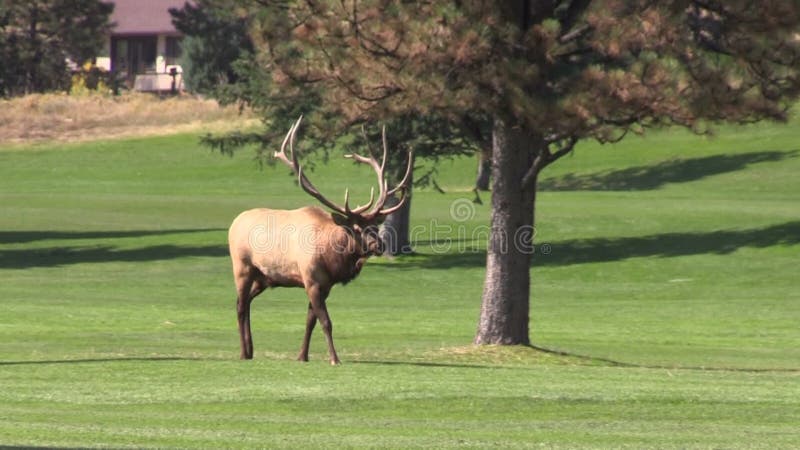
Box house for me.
[96,0,188,92]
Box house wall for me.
[133,72,183,91]
[97,39,112,71]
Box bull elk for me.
[228,117,412,364]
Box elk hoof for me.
[297,354,309,362]
[330,359,341,366]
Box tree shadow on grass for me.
[5,221,798,270]
[0,228,223,245]
[528,344,800,373]
[0,244,228,269]
[394,221,800,269]
[539,150,798,191]
[0,228,228,269]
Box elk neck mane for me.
[318,213,367,285]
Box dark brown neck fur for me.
[319,224,368,285]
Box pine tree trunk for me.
[475,119,541,345]
[380,192,413,256]
[380,153,415,256]
[475,146,492,191]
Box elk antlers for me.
[273,116,413,221]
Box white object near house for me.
[97,0,188,92]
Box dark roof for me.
[109,0,187,35]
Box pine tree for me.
[242,0,800,343]
[169,0,253,97]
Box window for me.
[165,37,183,66]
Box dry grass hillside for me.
[0,92,258,144]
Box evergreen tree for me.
[169,0,253,97]
[0,0,113,97]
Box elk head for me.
[273,116,413,256]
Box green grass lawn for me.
[0,120,798,448]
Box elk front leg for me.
[305,283,339,365]
[297,303,316,362]
[236,282,253,360]
[238,276,268,360]
[236,274,268,360]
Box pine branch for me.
[548,136,578,162]
[557,0,592,34]
[558,24,591,44]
